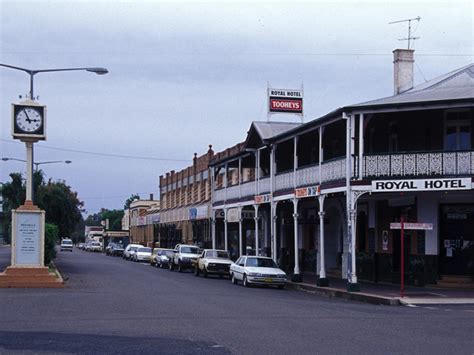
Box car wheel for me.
[169,262,174,271]
[177,261,183,273]
[203,268,208,278]
[231,273,238,285]
[243,275,250,287]
[219,273,223,279]
[194,266,200,276]
[277,285,285,290]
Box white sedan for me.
[133,247,152,262]
[230,256,287,289]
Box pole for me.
[25,142,34,202]
[401,215,405,298]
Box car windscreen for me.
[91,242,101,246]
[206,251,229,259]
[62,240,72,245]
[138,247,151,252]
[181,247,199,254]
[246,258,278,268]
[163,251,174,256]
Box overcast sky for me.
[0,0,472,215]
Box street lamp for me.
[0,64,108,100]
[2,157,72,171]
[0,63,108,204]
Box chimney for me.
[393,49,414,95]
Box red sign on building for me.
[268,88,303,114]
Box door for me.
[440,205,474,275]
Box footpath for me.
[287,273,474,306]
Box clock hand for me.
[24,110,32,123]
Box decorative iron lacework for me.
[259,177,271,194]
[321,158,346,182]
[363,151,474,178]
[240,181,255,196]
[275,171,293,191]
[296,165,320,187]
[225,185,240,200]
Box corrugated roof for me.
[252,121,302,141]
[349,63,474,109]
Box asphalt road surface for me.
[0,246,473,355]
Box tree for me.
[1,170,84,241]
[124,193,140,209]
[84,209,124,231]
[38,178,84,238]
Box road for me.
[0,246,473,354]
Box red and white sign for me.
[390,222,433,230]
[268,88,303,114]
[254,194,271,204]
[295,185,320,198]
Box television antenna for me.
[389,16,421,49]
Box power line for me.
[0,139,190,162]
[1,51,472,57]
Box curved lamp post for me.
[0,64,108,100]
[2,157,72,171]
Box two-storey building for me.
[129,196,160,246]
[158,146,214,248]
[211,49,474,290]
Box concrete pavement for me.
[288,273,474,306]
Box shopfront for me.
[439,204,474,276]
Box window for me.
[444,110,471,151]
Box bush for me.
[44,223,59,265]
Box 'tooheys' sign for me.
[268,88,303,114]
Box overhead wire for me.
[0,138,191,162]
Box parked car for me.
[194,249,232,278]
[60,239,73,252]
[106,243,125,256]
[88,241,102,252]
[150,248,171,266]
[123,244,142,260]
[133,247,152,262]
[78,243,84,249]
[169,244,200,272]
[155,249,175,269]
[230,256,287,289]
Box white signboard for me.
[227,208,240,223]
[372,178,471,192]
[268,88,303,114]
[390,222,433,230]
[13,210,45,266]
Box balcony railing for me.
[214,157,349,204]
[258,176,270,194]
[275,170,294,191]
[362,150,474,178]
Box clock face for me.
[16,107,43,133]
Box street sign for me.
[390,222,433,230]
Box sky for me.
[0,0,472,215]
